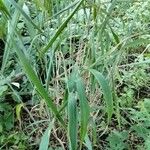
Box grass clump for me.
[0,0,150,149]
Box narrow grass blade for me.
[9,0,42,33]
[46,50,54,90]
[68,92,78,150]
[39,0,84,57]
[1,0,23,73]
[59,89,68,113]
[52,0,79,18]
[67,67,78,92]
[89,69,114,123]
[100,0,116,33]
[0,0,11,18]
[12,41,66,128]
[84,134,93,150]
[39,120,54,150]
[76,76,90,142]
[44,0,53,16]
[109,25,120,44]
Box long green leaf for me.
[76,76,90,142]
[89,69,114,123]
[39,0,84,57]
[68,92,78,150]
[84,134,93,150]
[39,120,54,150]
[13,41,66,128]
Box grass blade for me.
[0,0,11,18]
[9,0,43,33]
[1,0,23,73]
[39,0,84,57]
[39,120,54,150]
[68,92,78,150]
[84,134,93,150]
[109,25,120,44]
[12,40,66,128]
[76,76,90,142]
[89,69,114,123]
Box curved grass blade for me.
[68,92,78,150]
[89,69,114,123]
[12,40,66,128]
[76,76,90,142]
[39,0,84,57]
[39,120,54,150]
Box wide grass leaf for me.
[39,121,54,150]
[1,0,24,73]
[68,92,78,150]
[76,76,90,142]
[89,69,114,123]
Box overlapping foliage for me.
[0,0,150,149]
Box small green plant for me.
[106,130,129,150]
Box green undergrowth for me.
[0,0,150,149]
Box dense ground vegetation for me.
[0,0,150,149]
